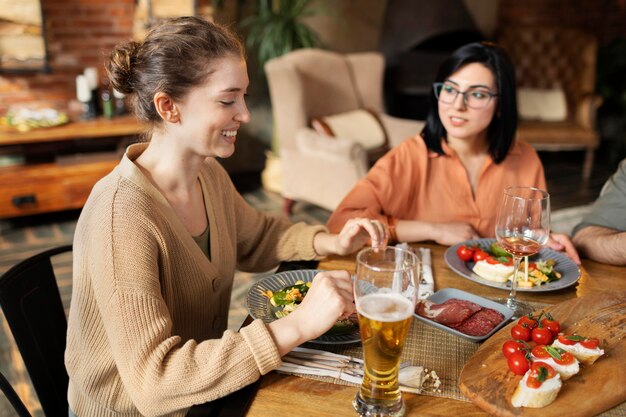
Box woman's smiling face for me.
[175,54,250,159]
[438,62,498,144]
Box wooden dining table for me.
[241,243,626,417]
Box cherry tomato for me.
[554,351,576,365]
[502,340,525,358]
[531,345,551,359]
[511,324,531,342]
[557,334,577,345]
[532,326,554,345]
[532,345,575,365]
[580,338,600,349]
[485,256,514,266]
[507,351,530,375]
[526,362,556,388]
[541,313,560,336]
[485,256,499,264]
[518,315,538,330]
[473,249,489,262]
[456,245,475,262]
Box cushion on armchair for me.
[311,109,389,166]
[517,87,568,122]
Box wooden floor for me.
[0,148,620,417]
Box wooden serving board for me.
[459,290,626,417]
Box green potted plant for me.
[240,0,323,70]
[212,0,325,193]
[213,0,324,69]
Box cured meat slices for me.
[452,308,505,336]
[416,298,482,326]
[416,298,505,337]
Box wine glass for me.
[495,186,550,318]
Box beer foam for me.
[357,293,413,322]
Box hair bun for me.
[106,41,140,95]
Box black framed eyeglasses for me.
[433,82,498,109]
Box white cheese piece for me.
[472,260,513,283]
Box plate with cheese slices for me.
[444,238,581,293]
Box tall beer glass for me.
[353,246,420,417]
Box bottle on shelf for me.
[84,67,100,117]
[76,74,96,120]
[101,84,114,119]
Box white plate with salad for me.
[246,269,361,344]
[444,238,581,292]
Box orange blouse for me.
[327,136,547,240]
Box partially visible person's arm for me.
[571,159,626,266]
[573,226,626,266]
[547,233,581,264]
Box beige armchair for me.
[265,48,424,213]
[499,26,602,181]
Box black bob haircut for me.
[420,42,517,164]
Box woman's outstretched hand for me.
[267,270,355,355]
[336,218,389,254]
[314,218,389,256]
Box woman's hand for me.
[267,270,355,355]
[547,233,581,265]
[314,218,388,256]
[335,218,388,255]
[291,270,356,339]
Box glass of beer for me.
[352,246,420,417]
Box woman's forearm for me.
[573,226,626,266]
[395,220,435,243]
[395,220,479,245]
[267,314,311,356]
[312,232,338,257]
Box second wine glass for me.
[495,186,550,318]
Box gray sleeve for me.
[573,158,626,236]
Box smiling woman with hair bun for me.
[65,16,386,417]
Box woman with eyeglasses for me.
[327,42,579,262]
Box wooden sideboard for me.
[0,116,145,218]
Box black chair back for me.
[0,245,72,417]
[0,369,33,417]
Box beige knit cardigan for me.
[66,143,325,417]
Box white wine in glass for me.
[495,186,550,318]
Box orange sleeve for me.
[327,140,418,238]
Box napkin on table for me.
[396,243,434,299]
[277,347,425,394]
